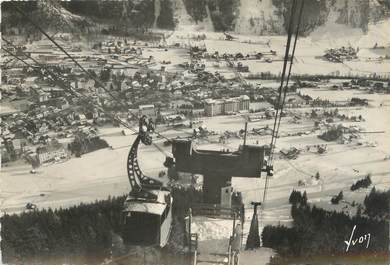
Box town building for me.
[36,142,68,164]
[204,95,250,116]
[139,104,156,120]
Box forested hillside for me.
[1,196,126,264]
[262,189,390,264]
[2,0,390,36]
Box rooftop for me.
[139,104,155,110]
[124,190,171,216]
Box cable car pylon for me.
[245,202,262,250]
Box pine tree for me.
[302,191,308,205]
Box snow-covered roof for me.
[204,98,215,104]
[125,201,166,216]
[124,190,171,216]
[139,104,154,110]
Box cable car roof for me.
[124,190,171,215]
[124,200,167,216]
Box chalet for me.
[132,81,141,90]
[121,80,130,91]
[49,88,66,98]
[36,91,51,102]
[350,97,368,106]
[24,76,38,86]
[374,82,384,90]
[280,147,300,159]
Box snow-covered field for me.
[0,127,169,213]
[188,91,390,263]
[2,20,390,264]
[2,90,389,265]
[165,17,390,78]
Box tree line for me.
[1,196,126,264]
[351,174,372,191]
[364,187,390,218]
[68,135,109,157]
[288,189,308,206]
[262,190,389,262]
[1,186,205,264]
[247,71,390,82]
[318,124,344,142]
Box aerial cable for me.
[262,0,304,206]
[2,40,134,131]
[268,0,298,161]
[2,47,171,199]
[3,39,100,107]
[1,46,34,68]
[272,0,305,163]
[3,39,172,158]
[12,4,129,111]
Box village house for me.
[49,88,66,98]
[35,91,51,103]
[121,80,131,91]
[24,76,39,87]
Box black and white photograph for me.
[1,0,390,264]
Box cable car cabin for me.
[122,190,172,247]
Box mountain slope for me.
[234,0,284,35]
[2,0,390,36]
[1,0,93,35]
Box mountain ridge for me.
[2,0,390,37]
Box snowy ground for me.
[2,22,390,264]
[165,17,390,78]
[2,89,389,222]
[188,89,390,262]
[3,89,388,265]
[191,216,275,265]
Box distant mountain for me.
[1,0,93,35]
[2,0,390,36]
[176,0,390,35]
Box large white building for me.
[204,95,250,116]
[139,104,157,120]
[36,144,68,164]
